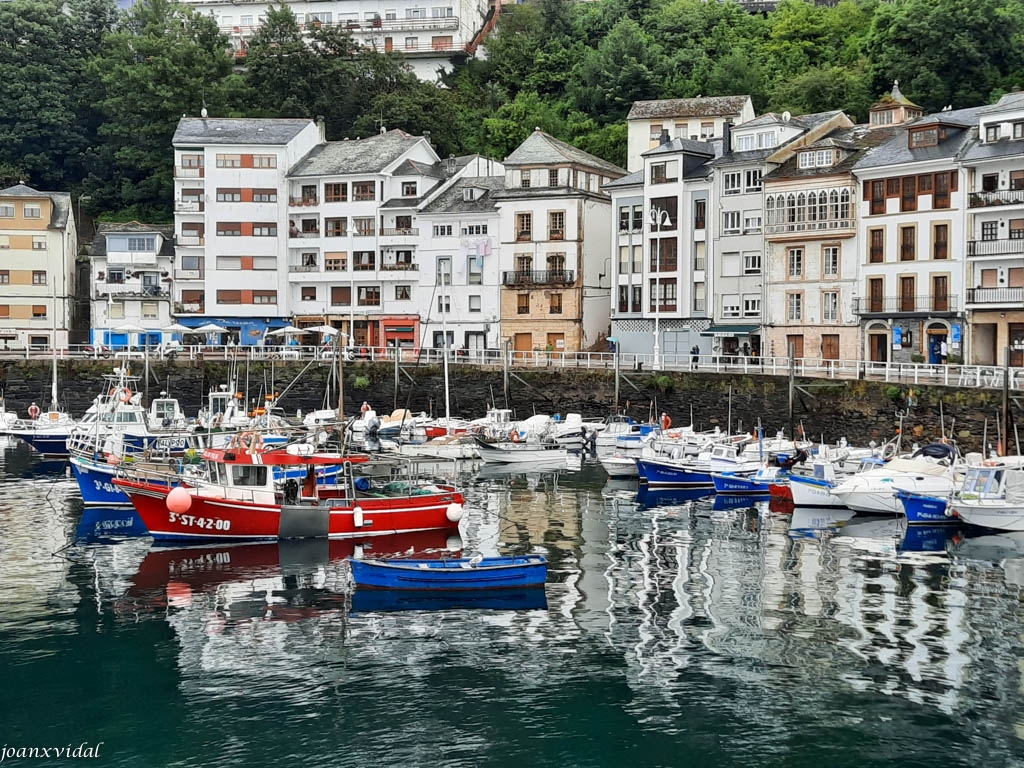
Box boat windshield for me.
[231,465,269,487]
[963,468,1002,495]
[153,400,177,419]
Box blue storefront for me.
[175,317,291,346]
[91,329,163,349]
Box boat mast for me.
[50,282,58,411]
[441,257,451,435]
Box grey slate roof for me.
[0,184,71,229]
[392,158,447,179]
[712,110,846,167]
[603,170,645,189]
[503,130,626,177]
[627,96,751,121]
[854,106,983,170]
[420,176,505,215]
[765,125,900,182]
[960,134,1024,162]
[173,118,313,146]
[980,91,1024,115]
[871,81,921,110]
[90,222,174,259]
[643,137,716,158]
[289,130,425,177]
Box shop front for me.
[701,324,761,360]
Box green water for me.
[1,442,1023,767]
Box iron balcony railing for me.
[967,238,1024,256]
[966,287,1024,304]
[853,295,959,315]
[969,189,1024,207]
[502,270,575,286]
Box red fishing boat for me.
[113,446,465,542]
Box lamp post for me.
[649,206,672,370]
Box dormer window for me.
[871,109,895,126]
[909,127,938,148]
[735,134,756,152]
[798,150,835,169]
[1015,122,1024,139]
[986,125,1001,142]
[462,187,481,202]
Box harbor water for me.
[2,440,1024,767]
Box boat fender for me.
[510,430,521,443]
[446,533,463,550]
[166,486,192,513]
[446,502,464,523]
[353,506,365,528]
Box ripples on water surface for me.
[2,439,1024,767]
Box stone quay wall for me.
[0,359,1019,453]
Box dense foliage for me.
[1,0,1023,221]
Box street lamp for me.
[649,206,672,370]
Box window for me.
[32,237,46,251]
[402,181,417,197]
[649,123,662,142]
[461,224,488,235]
[1011,218,1024,239]
[743,252,761,274]
[631,285,642,313]
[142,301,158,318]
[217,256,241,270]
[694,200,706,230]
[722,211,740,235]
[216,154,241,168]
[900,226,915,261]
[325,183,347,203]
[0,205,13,218]
[31,270,46,285]
[437,295,450,313]
[549,211,565,240]
[631,205,643,232]
[787,293,802,321]
[516,213,532,240]
[933,224,949,260]
[301,286,317,301]
[869,228,884,263]
[253,190,277,202]
[387,285,409,302]
[325,218,346,237]
[722,295,740,318]
[823,292,838,322]
[253,256,276,270]
[744,169,762,192]
[180,154,202,168]
[1014,122,1024,139]
[0,305,7,318]
[618,206,631,233]
[107,268,125,284]
[357,286,380,306]
[700,122,714,138]
[517,293,529,314]
[127,236,156,252]
[900,176,917,212]
[651,162,675,184]
[549,293,562,314]
[870,180,886,215]
[108,302,124,319]
[217,290,241,304]
[548,169,559,187]
[405,36,418,48]
[986,125,1001,142]
[743,211,761,233]
[252,224,277,236]
[788,248,803,278]
[433,224,452,237]
[1013,170,1024,191]
[631,245,642,273]
[253,155,276,168]
[649,238,677,271]
[757,131,777,149]
[353,217,374,236]
[353,182,375,201]
[900,276,916,311]
[932,275,949,311]
[650,279,676,311]
[23,204,41,218]
[934,172,951,208]
[911,128,939,148]
[469,295,481,313]
[353,251,375,270]
[743,296,760,317]
[216,222,241,237]
[216,189,241,202]
[735,134,756,152]
[520,171,531,188]
[0,271,7,283]
[823,246,839,277]
[723,172,741,195]
[330,286,351,306]
[617,286,628,313]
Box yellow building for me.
[0,185,77,349]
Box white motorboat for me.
[789,457,887,508]
[553,413,602,449]
[472,436,567,464]
[951,456,1024,531]
[830,444,960,513]
[599,453,638,478]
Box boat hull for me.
[789,475,843,508]
[349,555,546,590]
[636,458,713,488]
[351,587,547,612]
[951,502,1024,532]
[115,479,463,542]
[711,472,768,495]
[473,439,567,464]
[599,455,638,478]
[6,429,71,456]
[895,489,953,524]
[71,457,132,506]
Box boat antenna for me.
[727,385,732,436]
[983,417,988,458]
[939,400,945,441]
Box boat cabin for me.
[960,457,1024,500]
[149,397,186,430]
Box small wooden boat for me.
[349,554,547,590]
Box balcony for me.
[966,287,1024,305]
[969,189,1024,208]
[289,196,319,207]
[177,235,204,247]
[853,295,959,316]
[289,259,321,273]
[107,251,158,266]
[549,229,564,241]
[174,268,204,280]
[967,238,1024,257]
[502,270,575,286]
[97,284,170,299]
[174,200,204,213]
[380,227,419,237]
[765,219,854,236]
[174,167,204,178]
[174,302,205,314]
[515,230,532,242]
[289,230,320,239]
[379,262,418,271]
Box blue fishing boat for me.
[711,467,779,495]
[349,555,547,590]
[351,587,548,613]
[636,457,713,488]
[895,488,953,524]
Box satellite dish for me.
[782,111,792,122]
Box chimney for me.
[446,154,456,175]
[722,121,732,153]
[423,130,431,146]
[659,128,670,145]
[316,115,326,142]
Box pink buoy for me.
[166,486,192,514]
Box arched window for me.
[797,192,806,222]
[807,192,817,221]
[840,188,851,220]
[829,189,840,221]
[818,190,828,221]
[786,194,796,224]
[765,195,775,226]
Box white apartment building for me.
[853,107,978,365]
[959,91,1024,366]
[90,223,174,349]
[182,0,493,80]
[172,116,322,344]
[416,171,505,353]
[0,185,76,350]
[625,96,754,172]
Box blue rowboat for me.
[895,489,953,525]
[711,471,767,495]
[349,555,547,590]
[636,458,713,488]
[351,587,548,612]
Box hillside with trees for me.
[1,0,1023,220]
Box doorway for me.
[546,332,565,359]
[786,334,804,359]
[821,334,840,361]
[869,333,888,363]
[513,332,532,361]
[1011,323,1024,366]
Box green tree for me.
[768,64,873,119]
[351,82,464,158]
[244,5,319,117]
[482,90,568,159]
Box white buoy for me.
[446,502,464,522]
[446,533,463,550]
[353,505,364,527]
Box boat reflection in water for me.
[76,505,149,542]
[351,587,547,613]
[635,486,709,509]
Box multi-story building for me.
[960,90,1024,366]
[625,96,754,172]
[494,129,625,356]
[172,116,321,344]
[89,223,174,349]
[416,170,505,353]
[852,104,978,364]
[606,136,715,359]
[0,184,76,349]
[710,111,849,358]
[762,126,888,362]
[181,0,494,80]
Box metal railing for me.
[174,200,203,212]
[174,167,204,178]
[379,262,418,271]
[853,295,959,314]
[380,227,419,237]
[289,196,318,206]
[966,287,1024,304]
[765,219,853,235]
[967,238,1024,256]
[2,344,1019,391]
[969,189,1024,207]
[177,235,204,247]
[289,230,320,239]
[501,270,576,286]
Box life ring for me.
[120,389,132,403]
[882,442,897,460]
[27,404,40,420]
[983,460,999,467]
[510,430,521,443]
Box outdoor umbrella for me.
[308,325,339,335]
[113,323,147,333]
[266,325,305,336]
[192,323,228,334]
[161,323,191,334]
